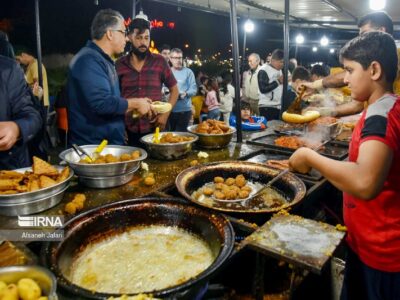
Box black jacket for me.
[0,56,42,169]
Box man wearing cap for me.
[116,14,179,146]
[67,9,154,146]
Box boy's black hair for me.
[128,17,150,35]
[240,101,251,110]
[339,31,397,84]
[271,49,284,61]
[160,44,171,52]
[358,11,393,36]
[292,66,311,82]
[310,64,330,78]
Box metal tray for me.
[247,134,348,160]
[238,149,323,181]
[243,214,345,274]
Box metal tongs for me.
[72,144,93,162]
[249,169,290,200]
[286,85,307,114]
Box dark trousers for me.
[167,111,192,132]
[259,106,280,121]
[127,131,148,147]
[341,246,400,300]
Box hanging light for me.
[369,0,386,10]
[135,10,149,21]
[330,48,335,54]
[244,19,255,33]
[94,0,99,5]
[295,34,304,44]
[312,47,318,52]
[320,36,329,47]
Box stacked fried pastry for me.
[0,156,70,195]
[195,120,231,134]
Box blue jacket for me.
[67,41,128,146]
[0,56,42,169]
[230,115,267,131]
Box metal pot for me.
[187,125,236,149]
[140,132,198,160]
[176,161,306,214]
[59,145,147,177]
[0,265,58,300]
[42,198,234,299]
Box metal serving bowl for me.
[0,265,58,300]
[0,166,73,216]
[59,145,147,177]
[140,132,198,160]
[187,125,236,149]
[78,165,140,188]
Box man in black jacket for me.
[0,56,42,169]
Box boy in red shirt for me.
[289,31,400,300]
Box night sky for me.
[0,0,363,65]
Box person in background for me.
[16,49,49,107]
[116,16,178,145]
[0,31,15,59]
[288,58,298,74]
[204,78,220,120]
[67,9,153,146]
[219,71,235,124]
[283,66,311,110]
[229,101,266,131]
[168,48,197,131]
[159,44,171,64]
[290,31,400,300]
[258,49,284,120]
[310,64,330,82]
[0,56,42,169]
[302,11,400,117]
[242,53,261,115]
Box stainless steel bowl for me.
[0,185,69,216]
[187,125,236,149]
[0,265,58,300]
[0,166,73,216]
[59,145,147,177]
[140,132,198,160]
[78,165,140,188]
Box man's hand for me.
[0,122,20,151]
[32,82,44,100]
[127,97,154,117]
[154,112,170,131]
[277,75,284,84]
[289,147,312,174]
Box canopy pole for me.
[34,0,43,101]
[281,0,290,115]
[229,0,242,143]
[132,0,136,18]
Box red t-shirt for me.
[344,94,400,272]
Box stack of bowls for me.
[59,145,147,188]
[140,132,198,160]
[0,166,73,216]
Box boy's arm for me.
[289,140,393,200]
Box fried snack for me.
[0,179,20,191]
[195,120,232,134]
[274,136,305,149]
[282,110,320,124]
[189,160,199,167]
[203,187,214,196]
[0,190,18,195]
[39,176,57,189]
[225,178,235,186]
[309,116,338,126]
[32,156,58,176]
[214,177,224,184]
[57,167,70,183]
[0,170,24,181]
[65,193,87,214]
[120,153,132,162]
[235,174,246,187]
[105,154,120,163]
[144,176,155,186]
[266,159,289,170]
[159,133,194,144]
[27,177,40,192]
[131,151,141,160]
